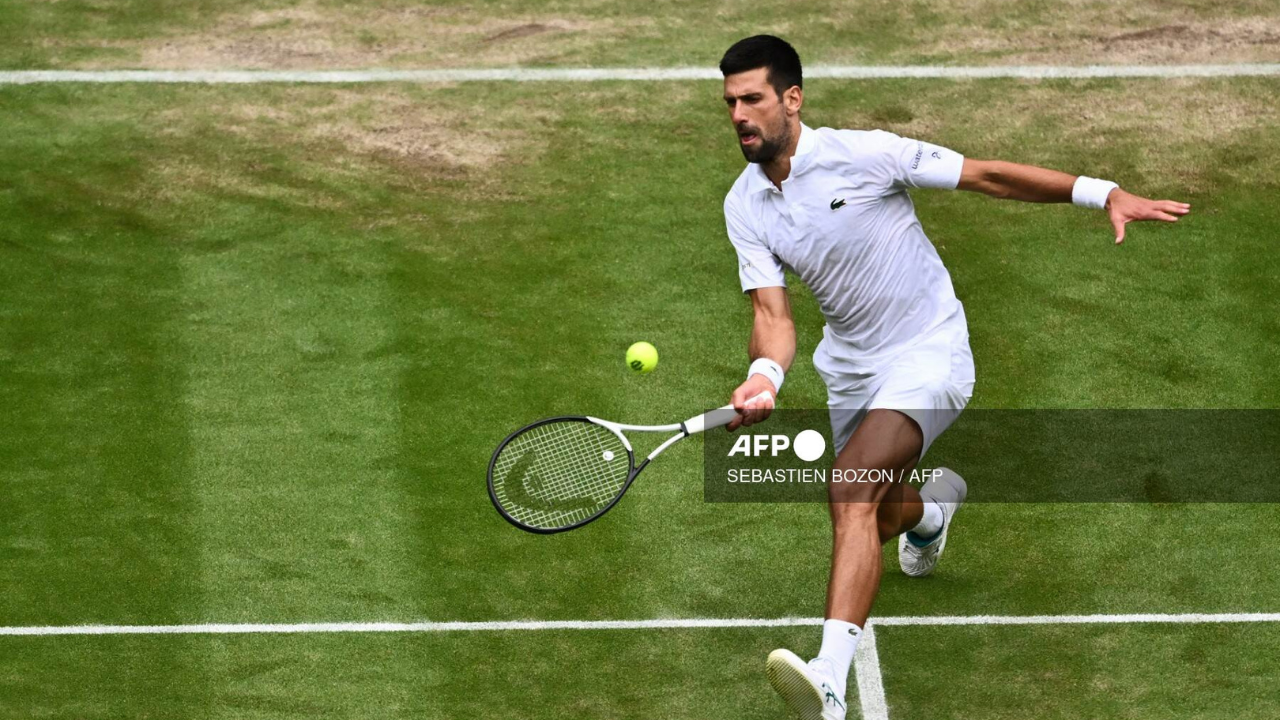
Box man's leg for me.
[766,410,956,719]
[825,408,923,627]
[785,411,924,715]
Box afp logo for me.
[728,429,827,462]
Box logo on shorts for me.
[830,198,846,210]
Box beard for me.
[738,119,792,164]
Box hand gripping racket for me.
[488,392,773,534]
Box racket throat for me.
[646,432,687,461]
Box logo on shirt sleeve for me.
[912,143,944,170]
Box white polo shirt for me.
[724,123,967,370]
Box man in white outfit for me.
[717,35,1190,719]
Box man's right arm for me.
[728,286,795,431]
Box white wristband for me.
[1072,176,1119,210]
[748,358,785,394]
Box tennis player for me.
[717,35,1189,719]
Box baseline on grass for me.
[488,392,772,533]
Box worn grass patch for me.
[904,9,1280,65]
[811,77,1278,194]
[3,0,1277,69]
[133,84,567,209]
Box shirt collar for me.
[744,123,816,195]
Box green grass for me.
[881,623,1280,719]
[1,76,1278,718]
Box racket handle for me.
[684,391,774,434]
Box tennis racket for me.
[487,392,773,534]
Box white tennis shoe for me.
[898,467,967,578]
[766,649,846,720]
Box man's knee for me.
[830,491,906,543]
[829,479,886,522]
[830,499,879,542]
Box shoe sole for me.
[766,649,826,720]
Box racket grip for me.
[684,391,774,434]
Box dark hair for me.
[719,35,803,98]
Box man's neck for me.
[761,123,802,189]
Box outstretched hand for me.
[726,375,777,432]
[1106,188,1190,245]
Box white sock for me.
[910,498,944,538]
[815,618,862,697]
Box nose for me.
[729,100,748,125]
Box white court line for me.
[1,64,1278,84]
[4,612,1280,636]
[871,612,1280,627]
[8,614,1277,720]
[854,624,890,720]
[0,617,823,636]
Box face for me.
[723,67,799,164]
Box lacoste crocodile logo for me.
[830,198,846,210]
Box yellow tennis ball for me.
[626,342,658,373]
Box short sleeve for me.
[876,132,965,191]
[724,193,786,292]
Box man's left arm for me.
[957,159,1191,244]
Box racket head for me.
[487,416,637,533]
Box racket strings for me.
[491,421,630,529]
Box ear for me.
[783,86,803,116]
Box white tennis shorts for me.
[814,316,976,458]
